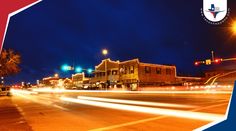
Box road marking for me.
[89,102,229,131]
[61,97,224,121]
[77,96,197,108]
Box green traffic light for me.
[87,68,93,74]
[75,66,82,73]
[61,64,69,71]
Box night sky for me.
[3,0,236,84]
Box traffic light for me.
[75,66,82,73]
[87,68,93,74]
[61,64,70,71]
[214,59,222,64]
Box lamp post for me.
[1,77,4,86]
[54,73,59,78]
[102,49,108,90]
[232,21,236,35]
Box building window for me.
[130,66,134,74]
[156,68,161,74]
[124,67,127,74]
[145,66,151,73]
[166,68,171,75]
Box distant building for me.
[72,72,90,87]
[42,76,59,87]
[175,76,203,86]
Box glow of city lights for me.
[77,96,196,108]
[75,66,82,73]
[60,97,224,121]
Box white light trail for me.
[12,90,68,111]
[11,89,38,95]
[77,96,197,108]
[60,97,224,121]
[32,88,232,94]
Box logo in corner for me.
[201,0,230,25]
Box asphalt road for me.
[0,89,231,131]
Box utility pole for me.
[211,51,215,61]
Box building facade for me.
[119,59,176,90]
[72,72,90,88]
[91,59,120,88]
[91,58,177,90]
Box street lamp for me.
[54,73,59,78]
[102,49,108,56]
[102,49,109,90]
[232,21,236,35]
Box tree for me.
[0,49,21,77]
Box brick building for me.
[119,59,176,90]
[91,58,177,90]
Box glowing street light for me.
[102,49,108,90]
[54,73,59,77]
[194,61,199,66]
[232,21,236,35]
[102,49,108,56]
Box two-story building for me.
[119,59,176,90]
[91,58,177,90]
[91,59,120,88]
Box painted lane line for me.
[77,96,197,108]
[60,97,224,121]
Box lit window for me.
[130,66,134,74]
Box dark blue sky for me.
[3,0,236,84]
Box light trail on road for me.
[11,90,68,111]
[32,88,232,94]
[10,89,38,95]
[77,96,197,108]
[60,96,224,121]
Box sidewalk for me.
[0,96,32,131]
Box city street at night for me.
[0,88,231,131]
[1,0,236,130]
